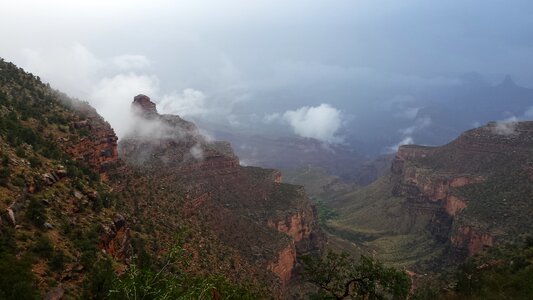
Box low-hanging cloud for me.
[112,54,151,70]
[492,116,518,135]
[272,104,343,143]
[15,43,220,140]
[157,88,208,117]
[387,115,432,153]
[388,136,414,153]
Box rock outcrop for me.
[389,122,533,261]
[64,106,118,179]
[116,95,324,291]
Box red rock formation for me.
[268,211,312,243]
[443,195,466,216]
[132,94,158,117]
[267,244,297,288]
[392,144,494,258]
[64,110,118,179]
[98,215,131,262]
[451,226,493,257]
[117,95,324,289]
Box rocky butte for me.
[113,95,324,293]
[391,121,533,261]
[326,120,533,275]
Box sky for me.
[1,0,533,146]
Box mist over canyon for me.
[1,1,533,299]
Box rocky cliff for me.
[0,59,323,298]
[326,121,533,272]
[390,121,533,261]
[114,95,324,292]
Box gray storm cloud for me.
[2,0,533,155]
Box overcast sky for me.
[2,0,533,143]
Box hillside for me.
[113,95,324,295]
[0,59,324,299]
[326,121,533,271]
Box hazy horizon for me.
[2,0,533,154]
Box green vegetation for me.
[80,243,264,300]
[454,160,532,233]
[0,228,39,300]
[25,196,47,227]
[313,197,338,226]
[0,165,9,186]
[453,237,533,299]
[301,251,410,299]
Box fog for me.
[2,0,533,154]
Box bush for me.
[31,235,54,258]
[0,167,9,186]
[83,258,116,300]
[26,197,47,227]
[28,156,42,168]
[49,250,66,272]
[301,251,411,299]
[0,254,39,300]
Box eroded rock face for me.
[392,145,489,258]
[268,212,311,243]
[116,95,324,288]
[132,94,158,117]
[98,215,131,262]
[451,226,493,257]
[444,195,466,216]
[267,244,297,288]
[64,108,118,179]
[390,122,533,261]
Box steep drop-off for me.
[0,59,323,299]
[113,95,323,293]
[327,121,533,270]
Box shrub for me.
[28,156,42,168]
[0,167,9,186]
[301,251,411,299]
[0,254,39,300]
[26,197,47,227]
[82,258,115,300]
[31,235,54,258]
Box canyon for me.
[326,121,533,270]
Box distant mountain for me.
[344,74,533,155]
[207,130,367,181]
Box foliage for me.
[0,254,39,300]
[31,234,54,257]
[83,258,116,300]
[453,237,533,299]
[0,228,39,300]
[26,197,47,227]
[0,166,9,186]
[109,244,262,300]
[301,251,410,300]
[313,197,338,226]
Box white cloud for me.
[112,54,151,70]
[281,104,343,143]
[388,115,431,153]
[400,116,432,136]
[189,143,204,160]
[492,116,518,135]
[15,43,216,139]
[157,88,207,117]
[388,136,414,153]
[21,43,102,96]
[89,73,160,138]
